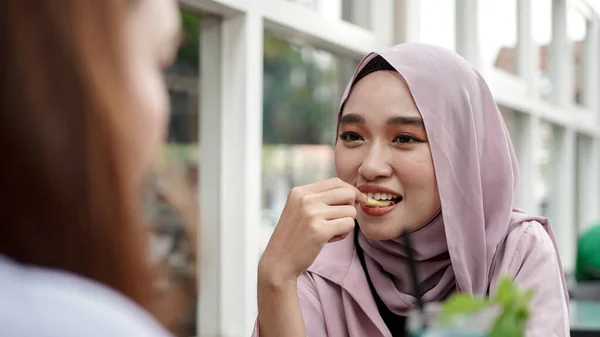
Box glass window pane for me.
[575,134,583,231]
[262,33,358,250]
[167,11,200,144]
[575,134,594,232]
[149,9,201,336]
[538,121,553,217]
[284,0,371,29]
[479,0,518,73]
[341,0,370,29]
[419,0,456,51]
[532,0,553,101]
[568,6,587,106]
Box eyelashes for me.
[392,134,420,144]
[338,132,363,142]
[338,131,422,144]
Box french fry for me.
[365,197,393,207]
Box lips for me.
[360,202,398,216]
[357,184,401,196]
[357,184,403,216]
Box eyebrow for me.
[339,113,423,127]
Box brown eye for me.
[339,132,363,142]
[393,134,420,144]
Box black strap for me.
[354,224,407,337]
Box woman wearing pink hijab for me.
[255,43,569,337]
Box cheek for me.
[334,145,359,181]
[130,68,169,132]
[127,62,170,177]
[395,155,440,203]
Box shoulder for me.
[490,219,565,289]
[500,223,570,336]
[504,220,558,266]
[490,221,570,336]
[494,219,568,304]
[0,256,172,337]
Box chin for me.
[356,217,405,240]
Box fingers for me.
[305,177,348,192]
[354,189,368,204]
[323,217,355,239]
[328,235,345,243]
[315,205,357,220]
[290,178,366,207]
[312,187,362,206]
[310,186,366,207]
[328,231,352,243]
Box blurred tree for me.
[177,11,200,74]
[263,34,337,145]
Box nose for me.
[357,143,393,181]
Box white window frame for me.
[177,0,600,335]
[185,1,393,336]
[457,0,600,272]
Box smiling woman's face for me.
[334,70,441,240]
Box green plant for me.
[439,277,534,337]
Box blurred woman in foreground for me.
[0,0,191,336]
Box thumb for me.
[354,188,367,204]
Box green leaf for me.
[438,294,490,326]
[441,294,489,313]
[488,277,534,337]
[492,277,518,306]
[438,276,534,337]
[489,311,525,337]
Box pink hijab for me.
[306,43,567,329]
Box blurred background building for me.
[155,0,600,335]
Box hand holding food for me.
[258,177,367,285]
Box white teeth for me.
[365,192,399,200]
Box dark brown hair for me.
[353,55,396,86]
[0,0,161,321]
